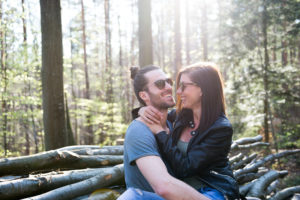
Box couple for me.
[118,63,240,200]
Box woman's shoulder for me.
[210,114,232,130]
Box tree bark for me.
[40,0,67,150]
[138,0,153,67]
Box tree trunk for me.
[138,0,153,67]
[0,0,8,156]
[69,27,78,144]
[262,0,270,143]
[174,0,182,79]
[104,0,114,134]
[40,0,67,150]
[80,0,93,145]
[185,0,190,65]
[201,0,208,61]
[22,0,31,155]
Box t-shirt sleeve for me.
[125,122,160,165]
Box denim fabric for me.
[117,188,164,200]
[198,187,226,200]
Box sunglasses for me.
[178,82,198,91]
[153,78,173,90]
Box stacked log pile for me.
[0,136,299,200]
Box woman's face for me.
[176,73,202,110]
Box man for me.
[118,66,208,200]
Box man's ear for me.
[139,91,149,102]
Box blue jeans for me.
[117,187,225,200]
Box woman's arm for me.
[155,127,233,179]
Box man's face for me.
[142,69,175,110]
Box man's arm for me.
[136,156,210,200]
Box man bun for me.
[130,66,139,80]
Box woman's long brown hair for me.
[176,62,226,134]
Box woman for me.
[140,62,240,200]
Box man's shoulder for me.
[127,120,151,134]
[125,120,154,140]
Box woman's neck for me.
[192,106,201,128]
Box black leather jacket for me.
[155,111,240,200]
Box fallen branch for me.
[0,150,123,176]
[269,186,300,200]
[23,164,124,200]
[248,170,288,198]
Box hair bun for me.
[130,66,139,80]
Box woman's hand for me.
[146,121,167,135]
[138,106,162,124]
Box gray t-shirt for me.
[124,120,161,192]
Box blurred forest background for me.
[0,0,299,157]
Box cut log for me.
[72,146,123,156]
[22,164,124,200]
[269,186,300,200]
[231,135,263,150]
[248,170,288,198]
[232,153,257,170]
[266,180,279,196]
[229,153,244,165]
[237,169,268,185]
[235,135,263,145]
[240,180,256,196]
[231,142,270,152]
[234,150,300,178]
[0,150,123,176]
[0,168,117,200]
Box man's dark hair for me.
[130,65,160,105]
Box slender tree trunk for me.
[174,0,182,79]
[80,0,93,144]
[272,25,277,62]
[138,0,153,67]
[201,0,208,61]
[0,0,8,156]
[69,27,78,144]
[104,0,114,131]
[22,0,31,155]
[262,0,270,143]
[40,0,67,150]
[185,0,190,65]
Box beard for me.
[148,90,175,110]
